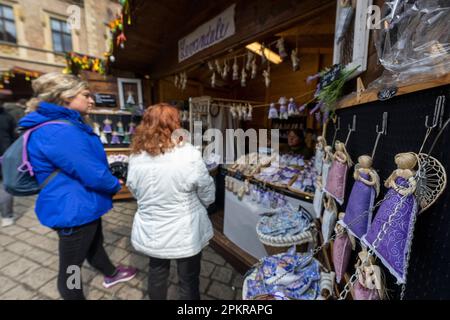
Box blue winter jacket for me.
[18,102,121,228]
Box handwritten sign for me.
[178,4,236,62]
[320,64,342,89]
[378,87,398,101]
[94,93,117,107]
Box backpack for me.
[0,120,72,196]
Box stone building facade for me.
[0,0,121,74]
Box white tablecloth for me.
[223,177,314,259]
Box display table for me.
[223,176,314,259]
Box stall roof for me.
[112,0,336,79]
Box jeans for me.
[0,180,13,219]
[55,218,116,300]
[148,252,202,300]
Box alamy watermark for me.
[172,122,280,166]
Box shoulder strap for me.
[19,120,74,177]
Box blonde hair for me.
[26,72,89,113]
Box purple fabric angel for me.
[342,156,380,239]
[362,176,418,284]
[324,141,353,205]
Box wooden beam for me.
[149,0,336,79]
[337,73,450,109]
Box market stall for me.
[102,0,449,300]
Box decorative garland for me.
[64,52,106,75]
[0,68,42,89]
[104,0,131,65]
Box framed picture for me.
[117,78,143,110]
[333,0,372,78]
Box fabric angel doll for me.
[268,103,279,119]
[122,132,131,144]
[314,136,326,175]
[92,121,101,136]
[321,195,337,243]
[128,122,136,135]
[342,155,380,239]
[287,98,298,117]
[362,153,418,284]
[324,140,353,205]
[116,121,125,136]
[333,213,353,284]
[102,118,112,133]
[278,97,289,120]
[111,131,121,144]
[353,249,385,300]
[99,131,108,144]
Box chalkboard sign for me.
[320,64,342,89]
[378,87,398,101]
[94,93,117,107]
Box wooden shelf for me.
[104,148,131,152]
[337,73,450,109]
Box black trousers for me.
[148,252,202,300]
[55,218,116,300]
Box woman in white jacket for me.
[127,103,215,300]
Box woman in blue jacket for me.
[19,73,136,300]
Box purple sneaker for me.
[102,266,137,289]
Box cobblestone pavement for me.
[0,196,244,300]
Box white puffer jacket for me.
[127,143,215,259]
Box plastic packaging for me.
[373,0,450,84]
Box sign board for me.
[94,93,117,107]
[178,4,236,62]
[320,64,342,89]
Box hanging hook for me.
[344,115,357,146]
[331,116,341,147]
[419,96,445,153]
[371,112,388,159]
[437,95,446,129]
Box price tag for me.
[378,87,398,101]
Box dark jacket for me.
[18,102,121,228]
[0,105,16,156]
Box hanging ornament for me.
[237,105,244,120]
[251,59,258,79]
[208,61,214,71]
[222,60,229,79]
[232,57,239,81]
[263,65,271,88]
[246,51,254,70]
[230,104,238,119]
[276,38,288,59]
[215,59,222,75]
[241,67,247,87]
[211,72,216,88]
[246,104,253,121]
[260,43,267,64]
[174,74,179,88]
[291,48,300,71]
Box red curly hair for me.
[131,103,181,156]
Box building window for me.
[0,4,17,43]
[51,18,72,53]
